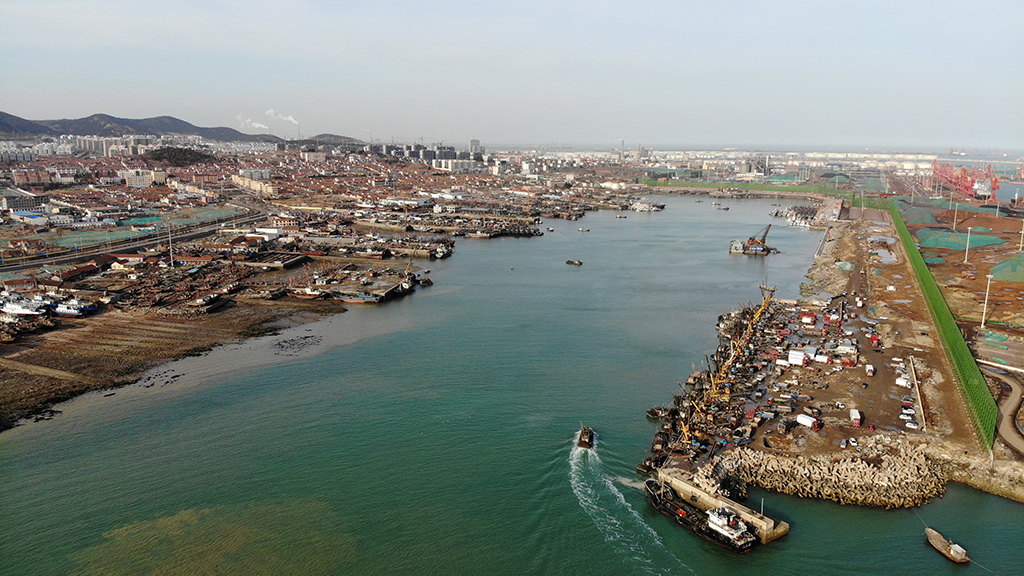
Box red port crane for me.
[931,160,1000,198]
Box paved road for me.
[979,363,1024,456]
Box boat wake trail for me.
[569,441,694,576]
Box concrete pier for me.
[657,468,790,544]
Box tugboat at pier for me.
[644,479,758,553]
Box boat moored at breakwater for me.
[925,527,970,563]
[644,479,758,553]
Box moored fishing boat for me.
[644,479,758,553]
[925,527,970,563]
[646,406,672,420]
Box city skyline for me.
[1,0,1022,150]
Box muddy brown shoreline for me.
[0,298,345,432]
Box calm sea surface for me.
[1,195,1021,575]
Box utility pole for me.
[981,274,994,328]
[964,227,973,263]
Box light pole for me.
[981,274,994,328]
[963,226,973,263]
[952,203,958,232]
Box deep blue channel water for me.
[1,195,1021,575]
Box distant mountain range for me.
[0,111,362,147]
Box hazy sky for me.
[1,0,1021,150]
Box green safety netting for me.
[982,329,1008,341]
[894,199,938,224]
[949,203,1002,215]
[860,178,887,193]
[836,261,855,270]
[923,257,945,264]
[916,227,1005,250]
[990,253,1024,283]
[123,216,163,225]
[972,226,991,232]
[768,172,802,182]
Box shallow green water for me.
[1,196,1021,575]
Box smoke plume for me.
[238,116,270,131]
[266,109,299,124]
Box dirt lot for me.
[759,212,982,460]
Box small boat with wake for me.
[577,425,594,448]
[925,527,970,563]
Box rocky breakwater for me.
[711,435,947,508]
[928,448,1024,504]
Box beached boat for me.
[925,527,970,563]
[577,425,594,448]
[54,302,85,317]
[331,290,381,304]
[291,286,325,299]
[2,301,43,316]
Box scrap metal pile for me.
[638,285,872,476]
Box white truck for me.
[796,414,823,431]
